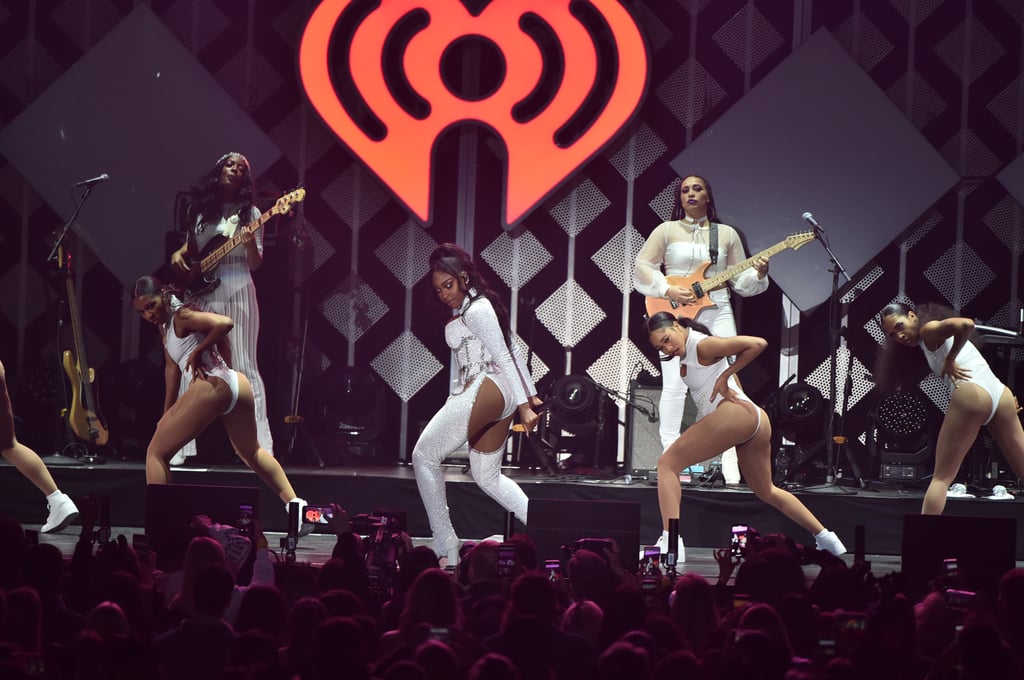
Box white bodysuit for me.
[920,337,1005,424]
[164,302,240,415]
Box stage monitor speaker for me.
[145,483,261,569]
[901,514,1016,602]
[527,498,641,572]
[626,381,704,476]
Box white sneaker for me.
[947,483,975,498]
[814,530,847,556]
[41,493,79,533]
[986,485,1014,500]
[654,532,685,563]
[286,499,314,537]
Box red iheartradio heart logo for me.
[300,0,648,228]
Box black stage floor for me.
[2,458,1022,569]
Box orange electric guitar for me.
[61,250,109,446]
[181,188,306,298]
[644,230,817,320]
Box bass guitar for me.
[61,249,109,446]
[645,230,817,320]
[182,188,306,297]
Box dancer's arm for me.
[174,307,234,379]
[697,334,767,402]
[919,316,976,383]
[463,299,538,431]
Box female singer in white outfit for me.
[132,276,305,515]
[169,152,273,462]
[413,244,542,564]
[646,311,846,559]
[634,175,769,485]
[878,302,1024,515]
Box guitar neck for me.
[65,273,96,411]
[199,208,276,274]
[700,240,792,290]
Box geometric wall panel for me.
[923,243,995,311]
[593,226,648,295]
[371,330,442,402]
[480,231,552,290]
[712,5,784,73]
[375,221,436,289]
[536,280,606,349]
[319,274,387,343]
[548,179,610,238]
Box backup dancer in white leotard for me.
[132,276,306,519]
[879,302,1024,515]
[412,244,542,565]
[634,174,770,485]
[645,312,846,560]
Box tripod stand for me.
[804,219,860,495]
[44,182,107,466]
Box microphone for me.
[73,173,110,187]
[801,211,822,230]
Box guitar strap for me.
[709,222,719,265]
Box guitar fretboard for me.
[199,210,277,274]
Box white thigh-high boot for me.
[469,446,529,525]
[659,355,688,451]
[412,395,473,563]
[721,447,741,485]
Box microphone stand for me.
[804,222,857,495]
[43,184,101,465]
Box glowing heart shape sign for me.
[300,0,648,227]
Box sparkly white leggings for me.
[412,375,530,555]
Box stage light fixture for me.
[775,382,826,445]
[536,374,617,472]
[871,389,931,482]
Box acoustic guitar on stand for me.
[61,249,109,447]
[181,188,306,298]
[644,231,817,320]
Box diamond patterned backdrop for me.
[0,0,1021,473]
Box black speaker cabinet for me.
[145,483,261,568]
[626,381,710,477]
[901,514,1016,602]
[528,498,641,572]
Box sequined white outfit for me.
[634,218,768,482]
[173,206,273,459]
[412,293,536,559]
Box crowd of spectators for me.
[0,496,1022,680]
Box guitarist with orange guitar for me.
[633,174,775,493]
[168,152,293,465]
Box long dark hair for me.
[132,275,187,316]
[669,174,720,223]
[873,302,978,390]
[645,311,712,361]
[429,243,512,345]
[185,153,255,232]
